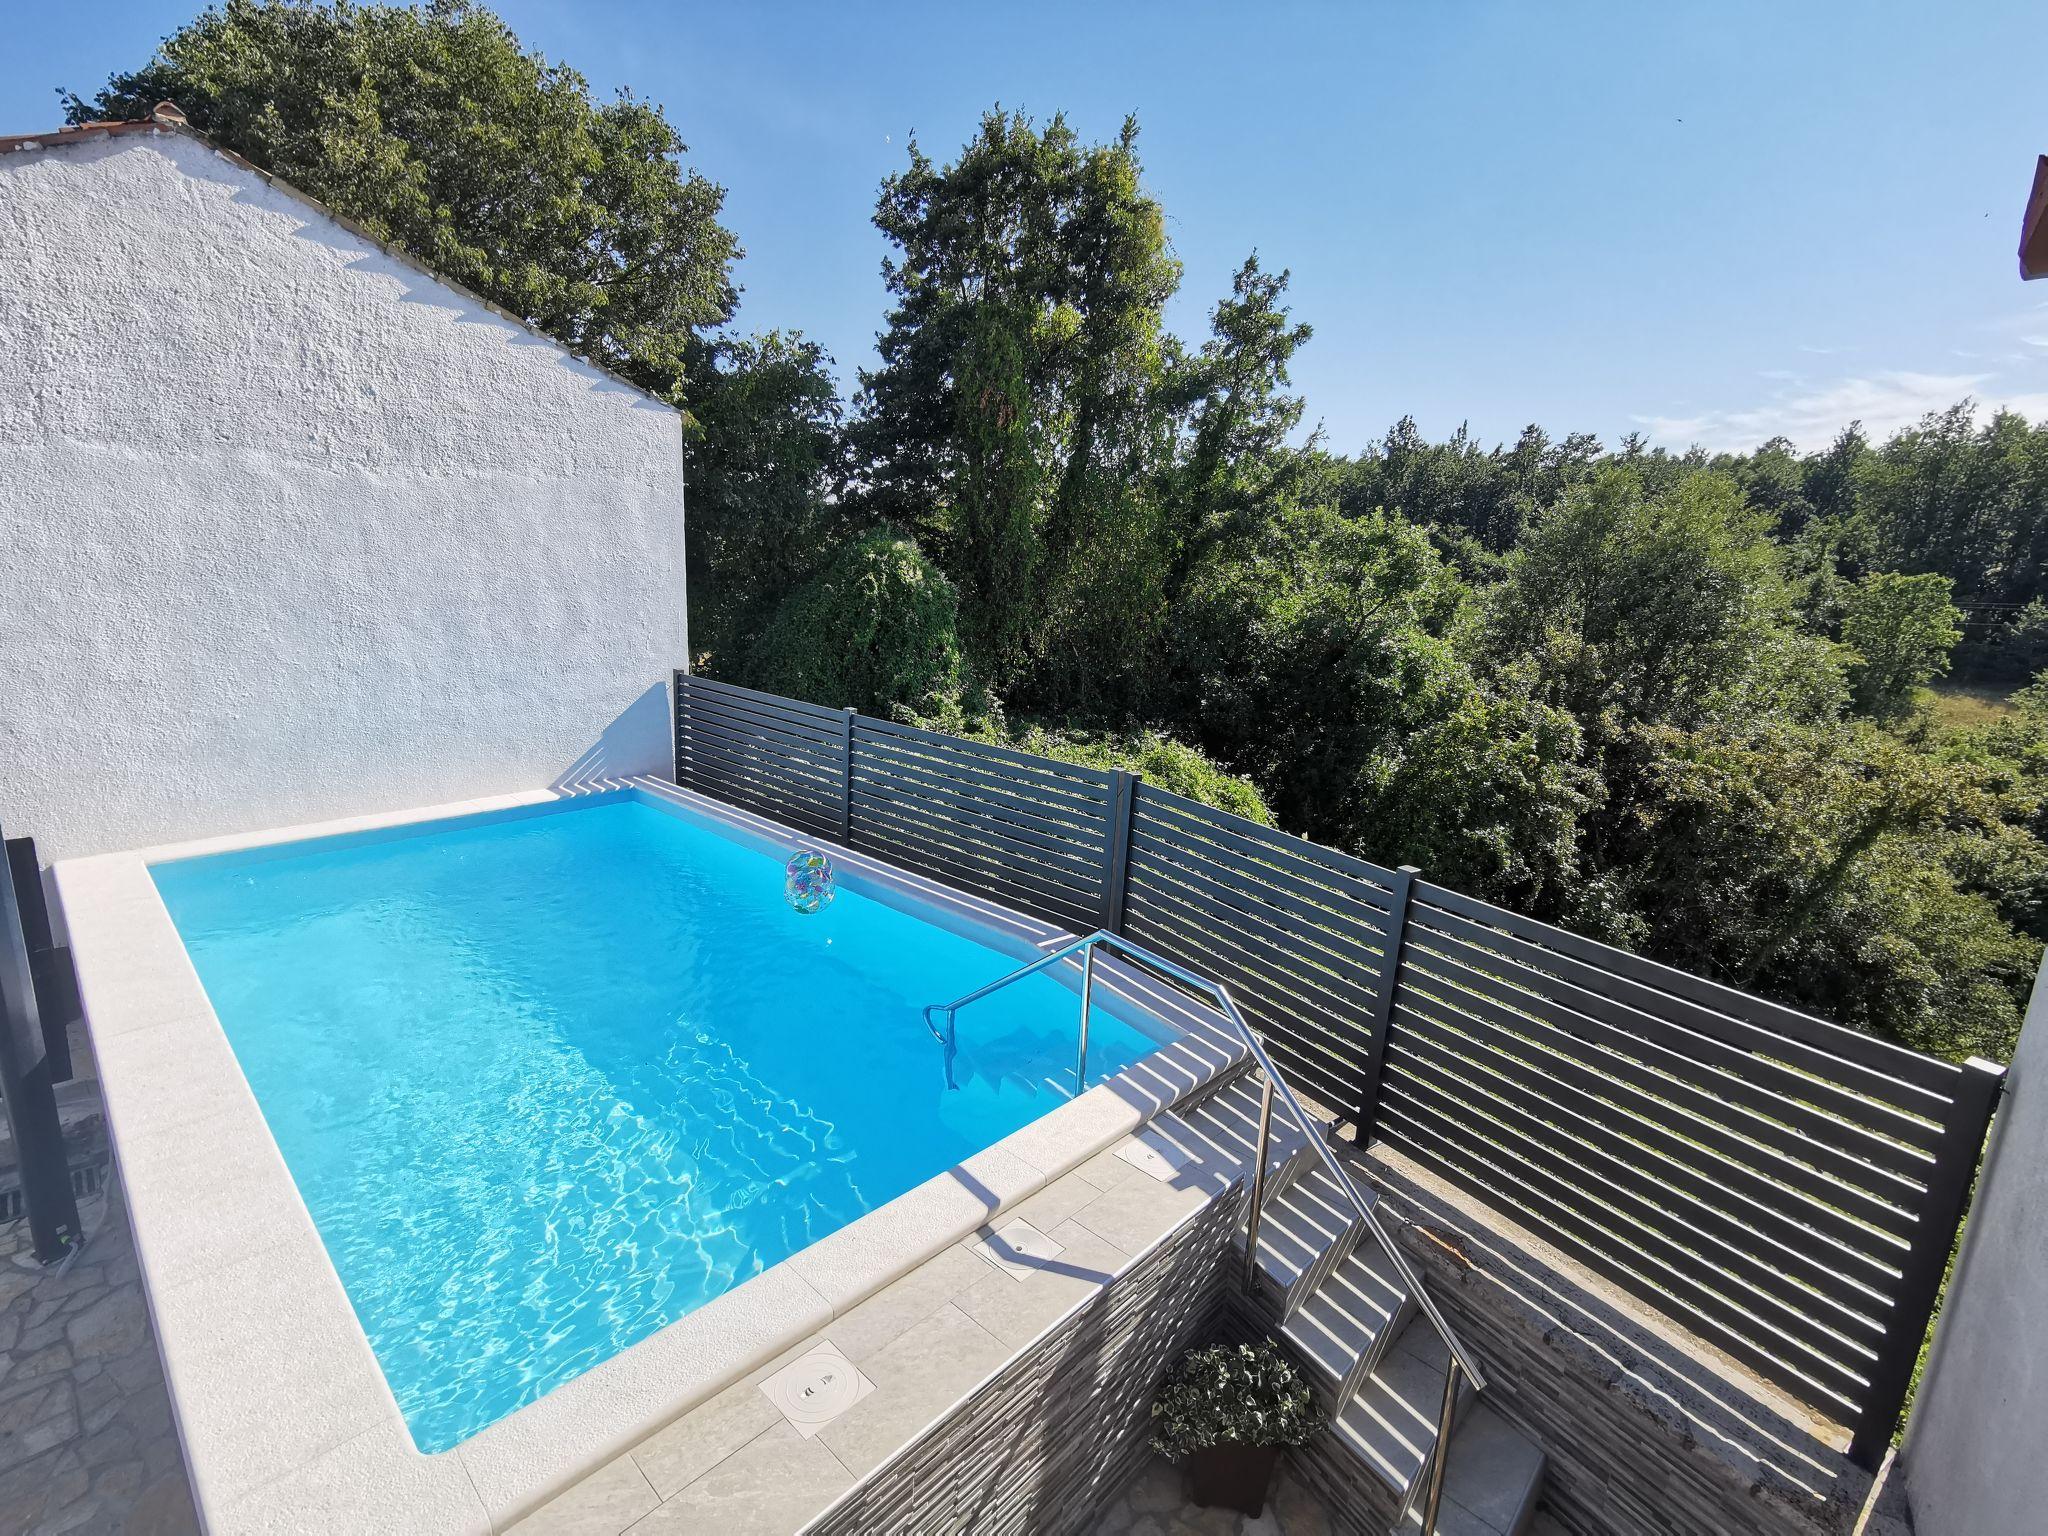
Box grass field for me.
[1921,682,2020,734]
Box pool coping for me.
[53,776,1246,1533]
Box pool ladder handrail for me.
[922,928,1484,1536]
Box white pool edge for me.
[55,777,1245,1533]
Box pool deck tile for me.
[786,1144,1044,1315]
[217,1418,490,1536]
[115,1100,309,1297]
[814,1301,1014,1479]
[505,1451,659,1536]
[455,1257,836,1530]
[816,1242,995,1366]
[625,1421,853,1535]
[149,1226,398,1512]
[952,1217,1131,1351]
[1068,1147,1222,1257]
[626,1336,815,1500]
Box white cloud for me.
[1634,370,2048,455]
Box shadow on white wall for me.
[553,682,672,791]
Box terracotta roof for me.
[2022,155,2048,281]
[0,100,678,413]
[0,100,189,153]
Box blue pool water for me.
[150,791,1164,1453]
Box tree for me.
[69,0,738,398]
[1841,571,1963,720]
[852,109,1181,705]
[685,332,847,666]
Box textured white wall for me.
[1902,955,2047,1535]
[0,130,687,860]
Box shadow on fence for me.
[671,669,2003,1466]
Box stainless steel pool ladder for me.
[922,929,1486,1536]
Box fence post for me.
[839,707,857,848]
[1848,1053,2006,1468]
[0,820,82,1263]
[6,838,74,1084]
[1099,770,1137,934]
[1354,865,1418,1145]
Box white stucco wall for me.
[0,128,687,861]
[1901,953,2047,1535]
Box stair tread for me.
[1280,1243,1411,1383]
[1336,1326,1454,1493]
[1397,1405,1547,1536]
[1184,1078,1312,1169]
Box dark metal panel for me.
[1393,960,1929,1212]
[1124,841,1393,972]
[1391,986,1916,1263]
[846,768,1109,875]
[858,716,1116,794]
[845,791,1106,906]
[1132,795,1400,917]
[855,731,1115,820]
[0,818,82,1263]
[1387,1025,1896,1324]
[1848,1056,2006,1466]
[1401,929,1945,1161]
[1411,882,1960,1099]
[1133,783,1403,897]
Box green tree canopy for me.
[70,0,739,397]
[1841,571,1964,720]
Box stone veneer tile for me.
[816,1302,1013,1479]
[630,1422,852,1535]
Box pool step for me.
[1392,1401,1548,1536]
[1237,1161,1368,1322]
[1279,1240,1416,1410]
[1172,1074,1319,1202]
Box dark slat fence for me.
[672,671,2003,1464]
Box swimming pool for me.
[148,789,1165,1453]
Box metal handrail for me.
[923,929,1483,1533]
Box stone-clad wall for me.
[1363,1156,1880,1536]
[808,1186,1245,1535]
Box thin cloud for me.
[1635,370,2048,454]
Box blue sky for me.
[8,0,2046,455]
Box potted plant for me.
[1150,1339,1322,1516]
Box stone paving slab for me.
[0,1179,198,1535]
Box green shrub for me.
[1007,726,1274,824]
[1150,1340,1321,1459]
[742,530,968,718]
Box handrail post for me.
[1075,942,1097,1096]
[1355,865,1418,1145]
[1241,1071,1277,1295]
[1418,1358,1461,1536]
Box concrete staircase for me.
[1155,1076,1547,1536]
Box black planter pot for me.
[1186,1441,1282,1517]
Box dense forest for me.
[75,1,2048,1062]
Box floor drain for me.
[1116,1126,1193,1182]
[969,1218,1065,1280]
[758,1342,875,1438]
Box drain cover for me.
[758,1342,875,1437]
[969,1218,1065,1280]
[1116,1126,1194,1182]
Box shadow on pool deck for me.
[0,1054,197,1534]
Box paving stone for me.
[0,1378,79,1474]
[67,1290,145,1361]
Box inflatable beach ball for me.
[785,849,836,914]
